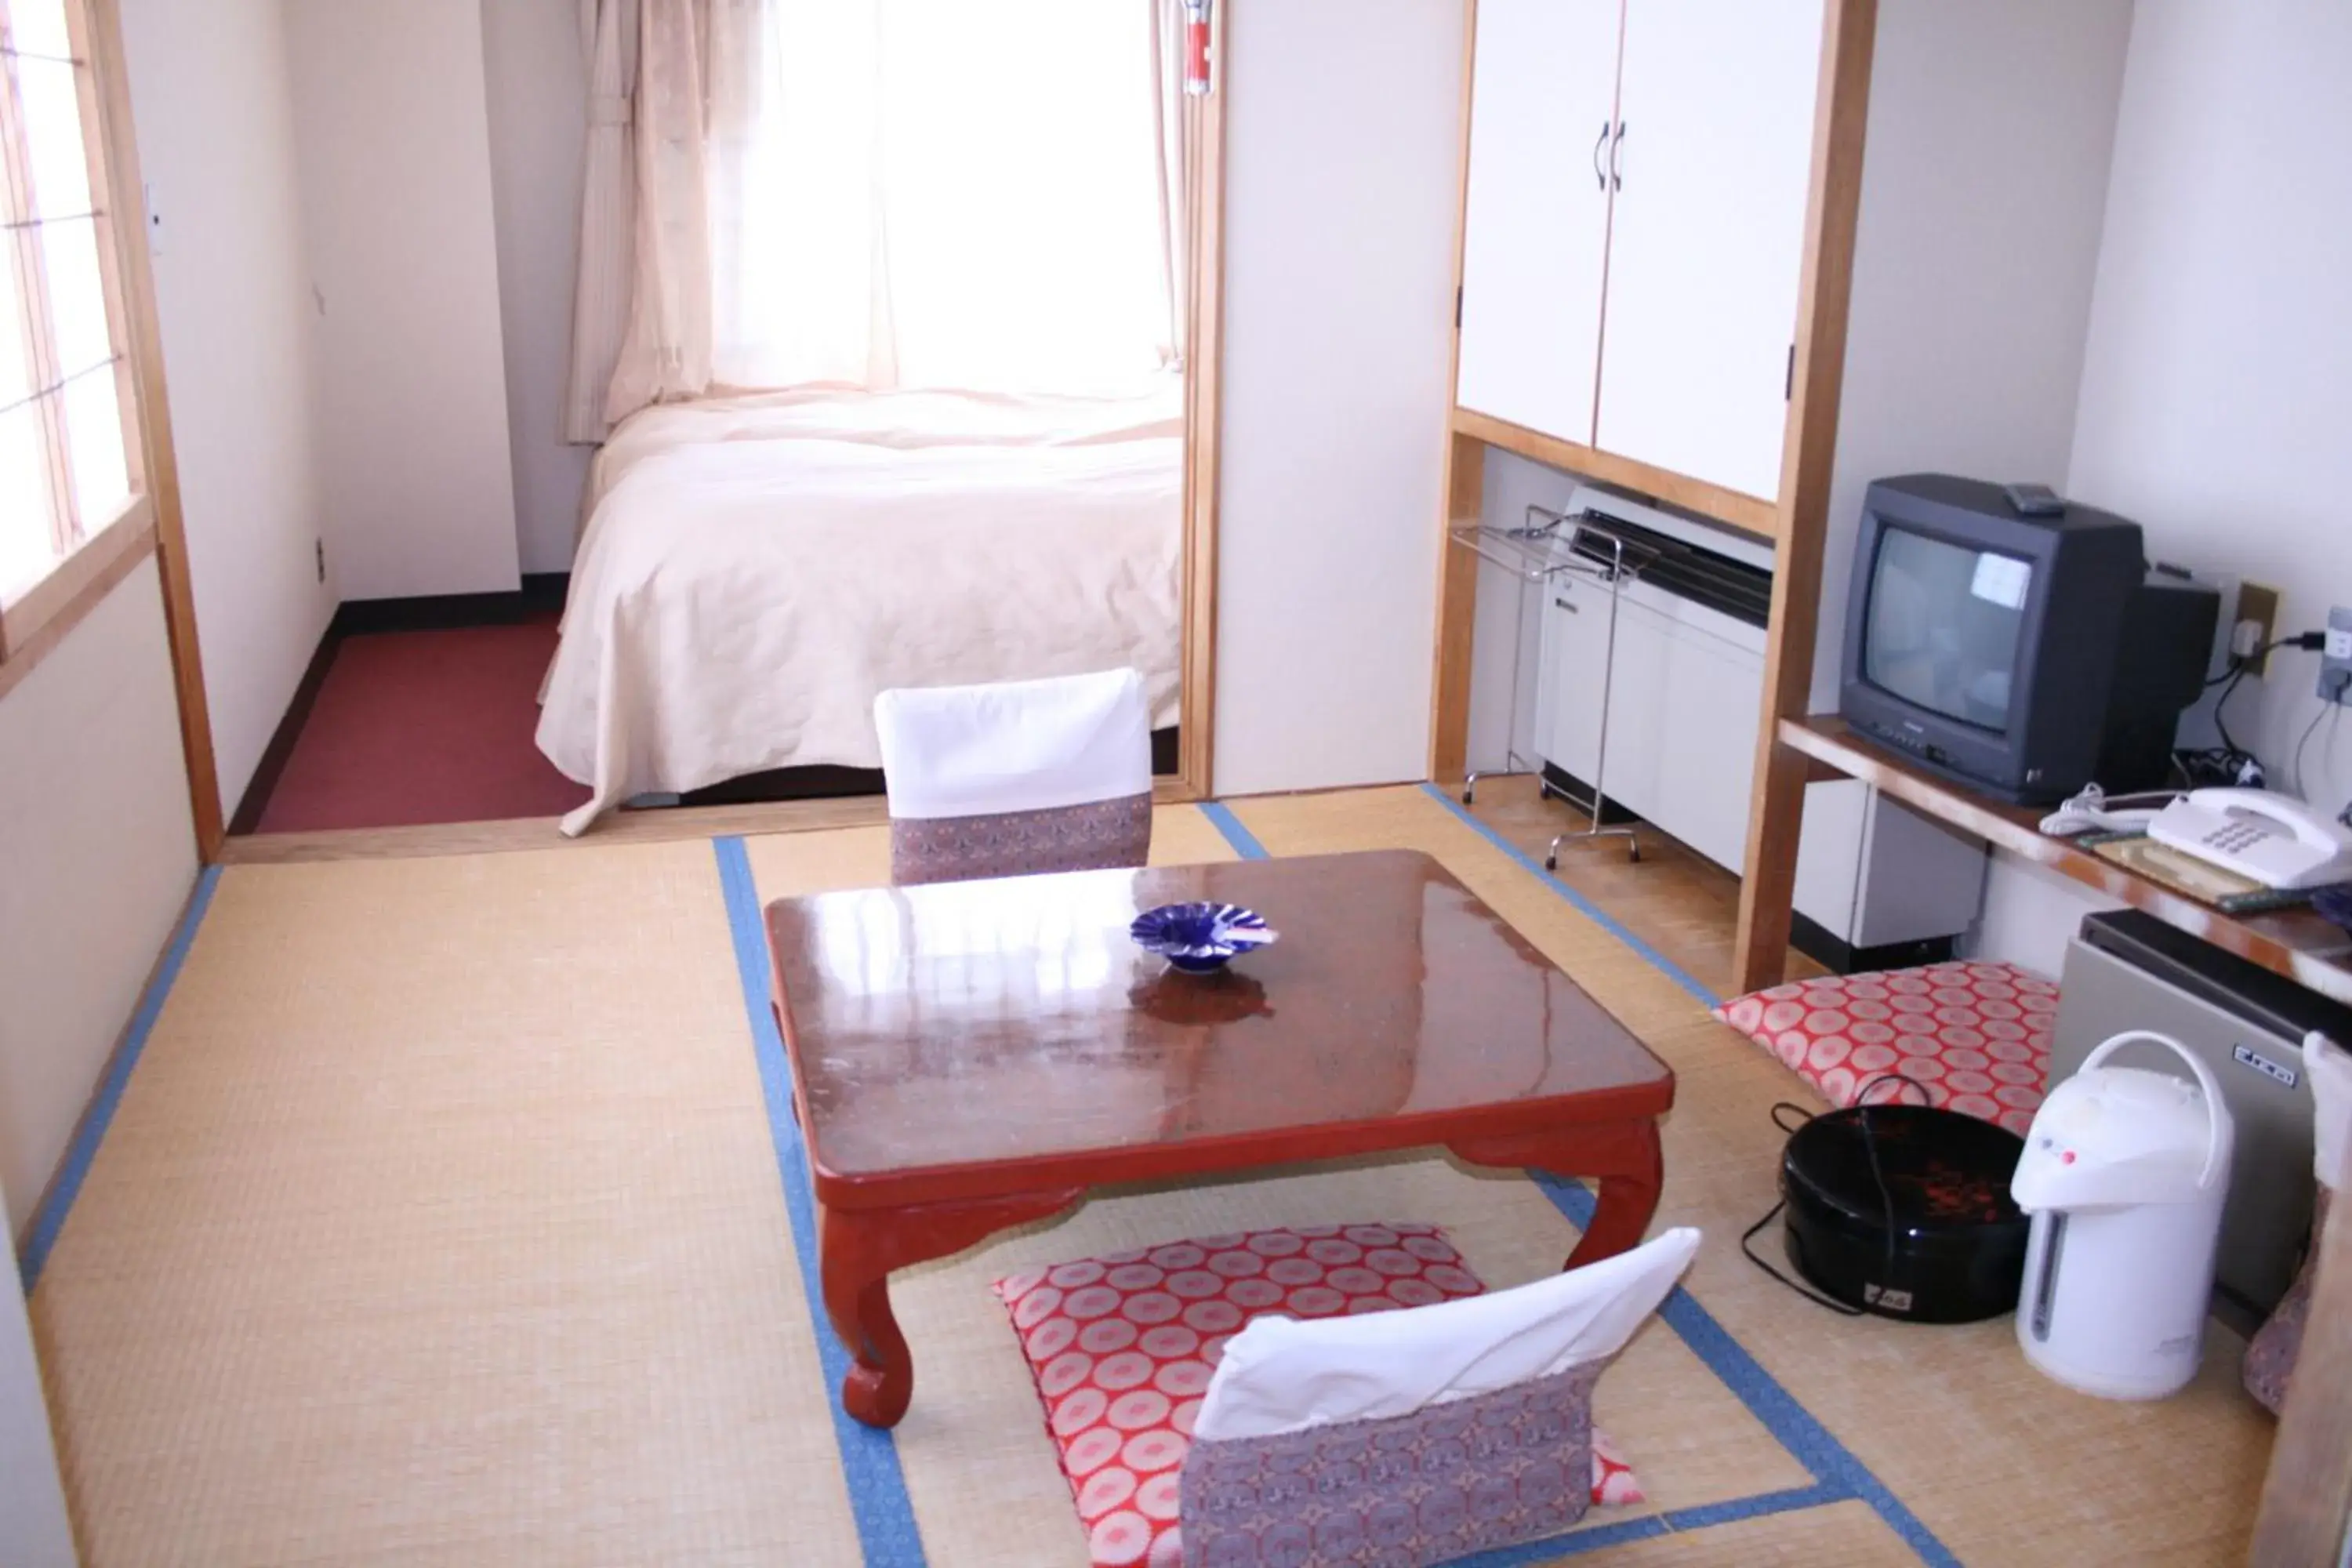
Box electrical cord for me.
[2214,662,2253,758]
[2039,782,2180,837]
[2299,670,2352,800]
[2207,630,2328,688]
[1740,1075,1930,1317]
[2176,630,2331,789]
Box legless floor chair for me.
[995,1225,1697,1568]
[875,668,1153,885]
[1178,1229,1700,1566]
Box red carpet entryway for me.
[252,619,590,833]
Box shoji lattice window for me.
[0,0,135,607]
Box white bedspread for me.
[539,387,1182,836]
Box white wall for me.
[0,1174,74,1566]
[285,0,522,601]
[1973,0,2352,970]
[480,0,595,576]
[118,0,336,816]
[1211,0,1465,796]
[0,561,199,1236]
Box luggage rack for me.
[1447,505,1643,866]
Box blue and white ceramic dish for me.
[1131,902,1279,973]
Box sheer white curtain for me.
[606,0,1172,419]
[606,0,713,417]
[564,0,638,443]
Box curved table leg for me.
[820,1189,1082,1428]
[1451,1117,1664,1272]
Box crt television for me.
[1838,475,2216,805]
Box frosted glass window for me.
[0,404,53,597]
[2,0,141,598]
[9,0,74,61]
[17,56,91,217]
[62,364,126,523]
[0,244,30,404]
[41,217,111,377]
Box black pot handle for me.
[1856,1073,1934,1109]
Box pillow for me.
[993,1225,1646,1568]
[1711,960,2056,1137]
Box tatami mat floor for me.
[23,786,2270,1565]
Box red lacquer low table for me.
[764,848,1675,1428]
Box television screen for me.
[1864,525,2034,731]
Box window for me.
[1,0,136,609]
[706,0,1175,397]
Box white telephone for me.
[2147,789,2352,890]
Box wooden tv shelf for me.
[1778,713,2352,1007]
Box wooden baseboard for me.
[331,573,569,637]
[226,623,341,837]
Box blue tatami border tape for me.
[1199,800,1269,861]
[712,838,929,1568]
[1418,782,1719,1010]
[1219,789,1961,1565]
[1531,1177,1960,1567]
[1406,783,1961,1566]
[1454,1482,1846,1565]
[20,865,222,1294]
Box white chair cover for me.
[1192,1229,1701,1443]
[2310,1032,2350,1190]
[873,669,1152,822]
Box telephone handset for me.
[2147,789,2352,890]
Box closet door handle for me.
[1610,122,1626,190]
[1592,121,1610,191]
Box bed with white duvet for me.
[536,385,1181,836]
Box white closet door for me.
[1594,0,1824,501]
[1454,0,1623,445]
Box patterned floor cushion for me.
[992,1225,1643,1568]
[1711,960,2058,1137]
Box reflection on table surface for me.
[764,850,1668,1174]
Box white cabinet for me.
[1454,0,1824,506]
[1454,0,1621,445]
[1603,599,1767,870]
[1534,571,1763,874]
[1595,0,1823,499]
[1528,484,1987,960]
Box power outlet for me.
[2234,581,2280,676]
[2321,605,2352,703]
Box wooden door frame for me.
[1174,3,1229,803]
[67,0,1225,855]
[1427,0,1484,783]
[1728,0,1875,992]
[91,0,222,862]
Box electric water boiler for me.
[2011,1030,2235,1400]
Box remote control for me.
[2003,482,2064,517]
